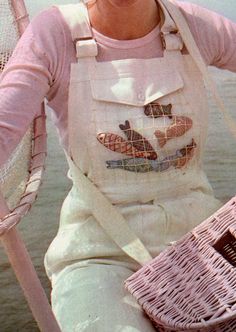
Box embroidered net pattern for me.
[125,197,236,332]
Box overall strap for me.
[161,0,236,139]
[66,154,153,266]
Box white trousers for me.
[49,190,222,332]
[51,259,157,332]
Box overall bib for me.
[44,1,222,331]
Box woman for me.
[0,0,236,331]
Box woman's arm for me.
[0,8,66,168]
[178,1,236,72]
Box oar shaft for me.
[1,227,61,332]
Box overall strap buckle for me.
[160,30,184,51]
[56,3,98,58]
[75,37,98,58]
[158,0,184,51]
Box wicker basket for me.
[125,197,236,331]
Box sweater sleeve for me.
[177,1,236,72]
[0,7,66,167]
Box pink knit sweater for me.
[0,1,236,167]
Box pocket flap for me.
[91,69,184,106]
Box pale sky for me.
[25,0,236,22]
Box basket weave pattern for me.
[125,197,236,331]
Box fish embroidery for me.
[106,139,197,173]
[144,103,173,119]
[97,133,158,160]
[154,115,193,147]
[97,108,195,173]
[119,120,157,160]
[106,158,154,173]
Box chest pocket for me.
[90,68,184,107]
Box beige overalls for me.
[44,1,222,331]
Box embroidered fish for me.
[174,138,196,168]
[119,120,157,160]
[106,140,196,173]
[144,103,173,119]
[106,158,154,173]
[154,116,193,147]
[106,157,174,173]
[97,133,158,160]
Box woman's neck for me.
[88,0,160,40]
